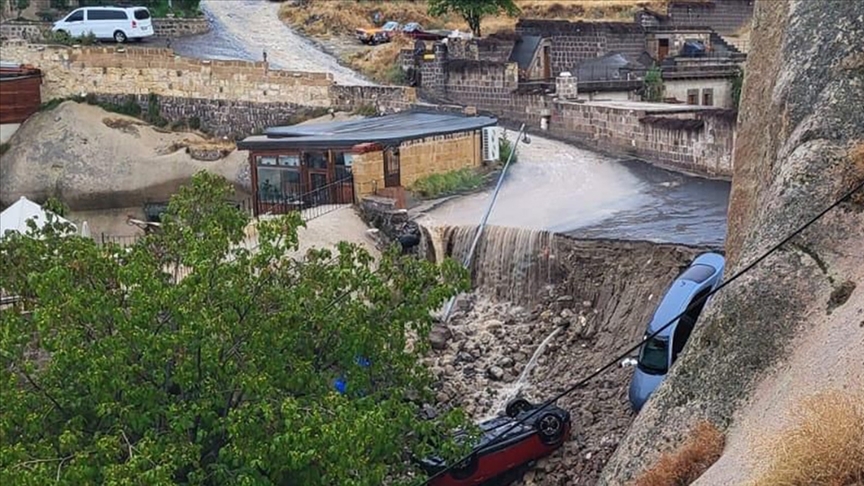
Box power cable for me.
[417,178,864,486]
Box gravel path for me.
[200,0,374,86]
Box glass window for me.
[134,8,151,20]
[89,9,128,20]
[66,10,84,22]
[304,152,328,170]
[637,336,669,375]
[278,155,300,167]
[257,167,302,203]
[257,155,277,166]
[679,264,716,284]
[334,152,354,167]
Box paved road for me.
[163,0,373,85]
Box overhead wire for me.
[416,178,864,486]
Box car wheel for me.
[450,453,478,480]
[505,398,533,418]
[113,30,127,43]
[536,413,565,444]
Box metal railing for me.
[255,175,355,222]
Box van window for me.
[88,9,128,21]
[637,336,669,375]
[134,9,151,20]
[66,10,84,22]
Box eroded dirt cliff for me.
[425,226,715,485]
[600,0,864,483]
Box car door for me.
[63,9,86,37]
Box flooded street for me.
[162,3,728,247]
[417,132,730,247]
[170,0,373,85]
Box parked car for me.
[51,6,154,43]
[416,399,571,486]
[355,20,401,45]
[400,22,448,41]
[628,252,725,412]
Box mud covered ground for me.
[423,232,714,485]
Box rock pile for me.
[425,290,638,486]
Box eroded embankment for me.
[422,225,715,485]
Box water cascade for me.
[423,224,565,305]
[483,326,563,419]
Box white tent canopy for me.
[0,196,77,238]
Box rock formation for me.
[600,0,864,483]
[0,101,248,211]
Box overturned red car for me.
[416,399,571,486]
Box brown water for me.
[430,225,565,305]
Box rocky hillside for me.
[600,0,864,484]
[0,101,247,211]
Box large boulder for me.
[0,101,249,210]
[600,1,864,484]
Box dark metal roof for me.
[237,112,498,151]
[508,35,542,71]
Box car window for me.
[637,336,669,374]
[66,10,84,22]
[678,264,716,283]
[134,9,151,20]
[383,21,399,30]
[89,9,128,20]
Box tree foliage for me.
[0,172,472,485]
[731,67,744,109]
[642,65,664,102]
[427,0,520,38]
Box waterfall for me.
[421,224,564,304]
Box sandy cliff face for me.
[600,0,864,483]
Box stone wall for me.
[399,130,482,188]
[352,149,385,198]
[515,19,645,76]
[667,0,754,34]
[546,101,735,178]
[0,17,210,41]
[0,41,415,137]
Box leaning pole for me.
[439,123,528,324]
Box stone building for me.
[236,112,498,215]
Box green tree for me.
[731,67,744,109]
[41,196,69,218]
[0,172,472,485]
[13,0,29,19]
[427,0,520,38]
[642,65,664,102]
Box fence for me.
[254,175,355,221]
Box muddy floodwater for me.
[416,132,730,247]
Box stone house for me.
[236,112,498,215]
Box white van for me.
[51,6,154,43]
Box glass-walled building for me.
[237,112,498,215]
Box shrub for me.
[751,391,864,486]
[633,421,725,486]
[499,135,518,165]
[410,168,485,199]
[0,143,10,156]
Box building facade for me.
[236,112,497,215]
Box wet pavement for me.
[164,0,372,85]
[417,132,730,248]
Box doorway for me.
[384,147,401,188]
[658,38,670,61]
[542,45,551,79]
[304,151,330,206]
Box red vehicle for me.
[416,399,571,486]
